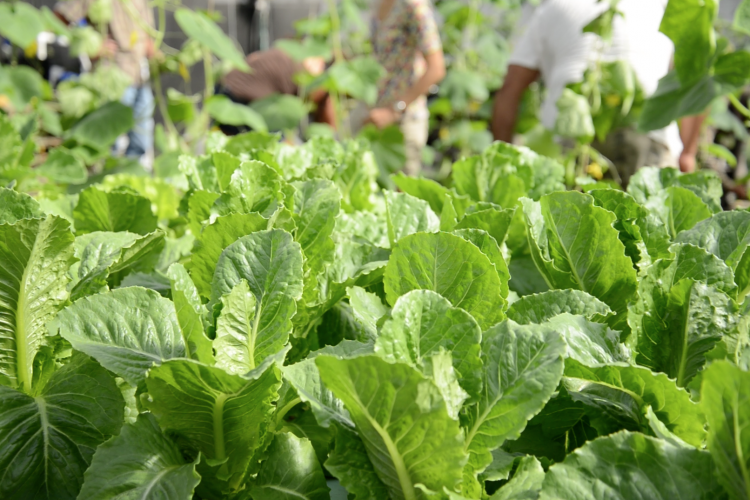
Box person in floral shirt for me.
[368,0,445,175]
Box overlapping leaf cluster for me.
[1,135,749,500]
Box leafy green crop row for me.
[1,134,749,500]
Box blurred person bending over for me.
[368,0,446,176]
[55,0,156,160]
[491,0,705,184]
[218,48,335,134]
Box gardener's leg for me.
[124,85,155,158]
[400,109,429,177]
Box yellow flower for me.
[604,94,622,108]
[468,100,481,113]
[130,30,139,49]
[439,127,450,141]
[24,41,37,59]
[178,62,190,82]
[587,162,603,180]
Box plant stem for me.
[275,397,302,428]
[326,0,344,64]
[729,93,750,120]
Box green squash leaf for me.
[174,8,250,71]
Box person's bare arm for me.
[678,114,706,173]
[491,64,540,142]
[369,50,446,128]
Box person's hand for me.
[100,38,118,59]
[679,151,697,173]
[145,38,158,59]
[368,108,399,129]
[302,56,326,76]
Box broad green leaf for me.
[186,189,220,236]
[490,456,545,500]
[735,0,750,35]
[213,161,285,218]
[213,151,241,191]
[628,166,721,217]
[174,8,250,71]
[589,188,650,267]
[68,102,135,150]
[346,286,388,341]
[507,290,612,325]
[0,216,75,392]
[78,413,201,500]
[38,147,87,184]
[659,0,717,86]
[392,173,451,214]
[325,423,390,500]
[100,174,182,221]
[0,354,124,500]
[421,349,470,421]
[316,355,467,500]
[249,432,330,500]
[562,360,705,447]
[544,314,629,366]
[384,190,440,246]
[250,93,309,132]
[0,2,45,48]
[629,244,738,385]
[180,155,219,192]
[282,355,354,429]
[74,186,157,235]
[205,95,268,132]
[659,187,713,239]
[167,263,214,364]
[54,287,186,385]
[522,192,638,332]
[384,232,506,330]
[188,212,268,299]
[453,228,510,299]
[70,230,164,300]
[212,230,304,371]
[677,210,750,295]
[145,359,281,494]
[538,431,725,500]
[455,206,515,246]
[375,290,482,400]
[702,361,750,500]
[0,187,43,224]
[463,320,565,486]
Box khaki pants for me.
[400,109,429,176]
[592,127,675,188]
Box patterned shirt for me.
[371,0,442,110]
[55,0,155,85]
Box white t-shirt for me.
[509,0,682,157]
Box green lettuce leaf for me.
[0,216,75,393]
[375,289,483,400]
[0,353,124,500]
[316,354,467,500]
[462,320,565,491]
[0,187,44,224]
[73,186,157,235]
[384,190,440,246]
[507,290,612,325]
[562,360,705,447]
[53,287,186,385]
[702,361,750,500]
[248,432,330,500]
[78,413,201,500]
[522,192,638,332]
[325,423,390,500]
[212,160,286,218]
[489,456,545,500]
[167,263,214,364]
[384,232,506,330]
[454,228,510,299]
[211,230,304,371]
[145,358,281,495]
[538,431,725,500]
[188,212,268,299]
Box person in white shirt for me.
[491,0,705,182]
